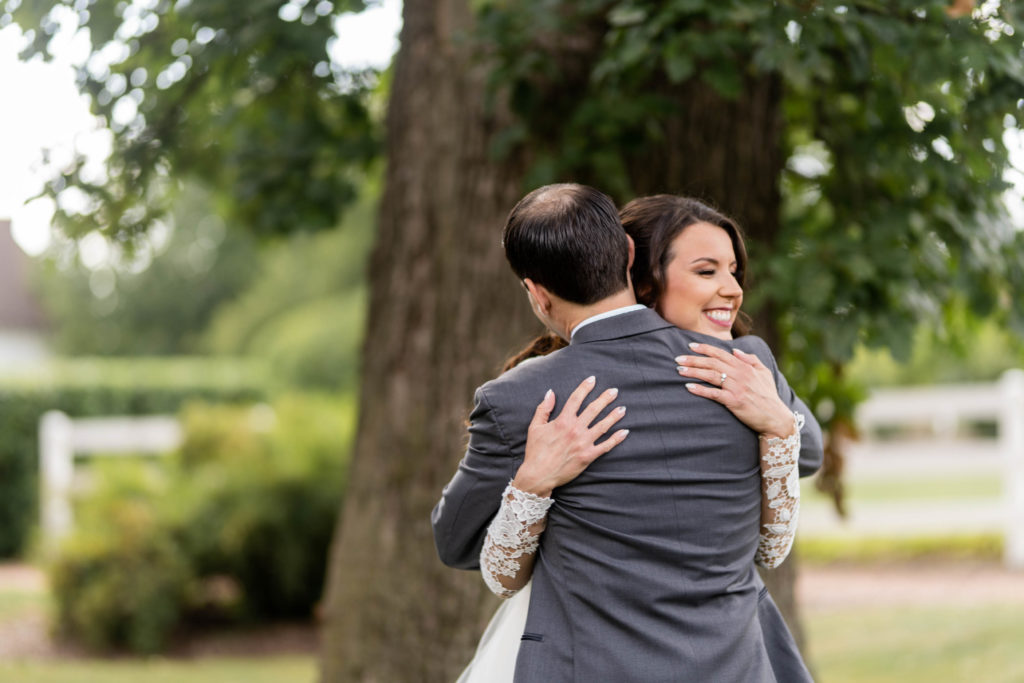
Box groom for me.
[433,184,807,681]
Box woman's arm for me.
[674,342,803,568]
[754,413,802,569]
[480,378,629,598]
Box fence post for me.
[1002,369,1024,570]
[39,410,74,548]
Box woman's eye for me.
[696,269,714,276]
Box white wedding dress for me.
[456,582,531,683]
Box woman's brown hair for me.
[502,195,753,371]
[620,195,752,338]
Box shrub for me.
[49,463,192,653]
[48,393,354,652]
[0,356,267,557]
[173,395,352,618]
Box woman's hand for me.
[511,376,630,498]
[675,342,793,439]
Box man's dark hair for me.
[502,184,629,305]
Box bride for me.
[459,195,820,682]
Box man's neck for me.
[560,289,638,339]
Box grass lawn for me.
[0,658,316,683]
[806,603,1024,683]
[0,567,317,683]
[0,589,47,623]
[803,473,1002,504]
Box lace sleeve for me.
[480,482,553,599]
[754,412,803,569]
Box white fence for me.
[35,371,1024,567]
[38,411,182,549]
[851,369,1024,569]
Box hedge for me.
[50,393,353,652]
[0,357,268,557]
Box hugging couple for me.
[432,183,822,682]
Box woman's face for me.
[657,222,743,340]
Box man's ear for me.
[523,278,552,315]
[625,234,635,271]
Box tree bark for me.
[318,2,537,680]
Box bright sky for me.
[0,1,1021,258]
[0,0,402,256]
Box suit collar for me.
[570,307,674,345]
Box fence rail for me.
[38,411,182,549]
[851,369,1024,569]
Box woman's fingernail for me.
[674,355,687,364]
[619,429,630,438]
[676,365,687,373]
[545,389,553,399]
[586,375,596,384]
[609,388,618,397]
[688,342,699,349]
[616,406,627,414]
[685,383,698,389]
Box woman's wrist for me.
[759,408,798,441]
[511,468,554,499]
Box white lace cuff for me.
[754,412,803,569]
[480,482,554,599]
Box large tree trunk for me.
[318,1,537,680]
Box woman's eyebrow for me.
[689,257,737,266]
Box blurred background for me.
[0,1,1022,682]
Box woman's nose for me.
[719,273,743,297]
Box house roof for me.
[0,219,47,331]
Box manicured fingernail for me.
[688,342,699,349]
[608,387,618,397]
[676,365,687,372]
[586,375,596,384]
[616,406,626,414]
[545,389,553,399]
[674,355,687,364]
[618,429,630,438]
[685,383,698,389]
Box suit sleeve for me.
[750,338,824,478]
[431,386,523,570]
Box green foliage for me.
[47,393,353,652]
[481,0,1024,431]
[171,395,352,618]
[203,183,376,391]
[0,357,267,557]
[4,0,380,241]
[846,313,1024,388]
[34,184,259,355]
[50,466,193,653]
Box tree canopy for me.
[4,0,379,241]
[8,0,1022,384]
[475,0,1024,391]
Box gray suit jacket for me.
[433,308,821,682]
